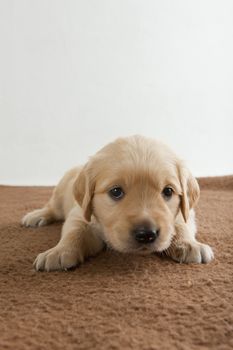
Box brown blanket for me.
[0,176,233,350]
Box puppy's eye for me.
[109,187,124,200]
[162,187,173,199]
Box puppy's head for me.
[73,136,199,254]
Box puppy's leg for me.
[22,205,58,227]
[22,167,81,228]
[34,207,104,271]
[22,186,64,227]
[165,210,214,264]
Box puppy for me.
[22,135,214,271]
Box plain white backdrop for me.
[0,0,233,185]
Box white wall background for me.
[0,0,233,185]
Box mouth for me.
[127,243,156,255]
[126,234,173,254]
[105,239,155,254]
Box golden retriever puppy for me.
[22,135,214,271]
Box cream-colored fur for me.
[22,135,214,271]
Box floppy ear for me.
[73,164,95,222]
[178,162,200,222]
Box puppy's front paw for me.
[34,246,82,271]
[168,241,214,264]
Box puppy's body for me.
[22,136,213,271]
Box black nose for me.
[134,227,159,244]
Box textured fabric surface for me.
[0,177,233,350]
